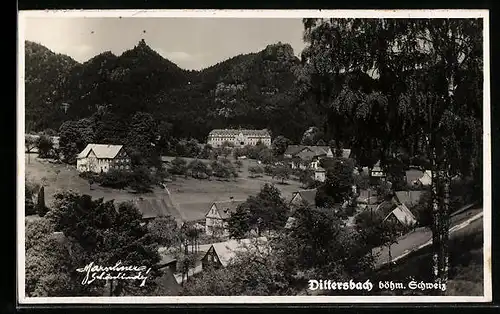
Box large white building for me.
[207,129,271,148]
[76,144,130,173]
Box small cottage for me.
[383,203,417,227]
[201,237,269,270]
[289,189,317,208]
[314,167,326,182]
[418,170,432,186]
[205,199,246,236]
[76,144,130,173]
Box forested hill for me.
[24,41,79,132]
[24,40,324,143]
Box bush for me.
[299,169,314,188]
[263,164,275,176]
[170,157,188,175]
[211,160,236,179]
[248,165,264,178]
[189,159,209,179]
[234,160,243,169]
[36,135,54,158]
[99,169,131,189]
[129,166,155,193]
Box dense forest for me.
[24,39,323,144]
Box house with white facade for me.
[76,144,130,173]
[418,170,432,186]
[314,167,326,182]
[204,199,245,236]
[207,129,271,148]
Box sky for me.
[23,17,307,70]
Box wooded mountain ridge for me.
[25,39,322,143]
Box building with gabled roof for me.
[394,190,423,208]
[129,197,182,223]
[289,189,317,209]
[201,237,269,269]
[418,170,432,186]
[204,198,246,236]
[383,203,417,227]
[284,145,334,170]
[207,129,271,148]
[286,189,318,229]
[76,144,130,173]
[314,167,326,182]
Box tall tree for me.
[36,186,48,217]
[45,192,162,296]
[36,135,54,159]
[302,18,483,285]
[271,135,291,157]
[25,217,102,296]
[126,112,160,167]
[58,118,95,164]
[228,184,289,237]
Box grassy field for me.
[25,154,303,220]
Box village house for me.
[285,189,318,229]
[314,167,326,182]
[383,203,418,228]
[418,170,432,186]
[393,190,423,208]
[130,196,182,224]
[207,129,271,148]
[284,145,334,170]
[289,189,317,209]
[201,237,269,270]
[76,144,130,173]
[370,160,385,178]
[204,199,246,236]
[369,192,418,228]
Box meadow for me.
[25,154,303,220]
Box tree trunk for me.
[109,279,114,296]
[439,167,451,286]
[430,149,441,282]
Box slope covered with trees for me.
[24,41,78,132]
[24,40,324,144]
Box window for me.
[125,165,129,170]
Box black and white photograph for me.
[17,10,491,304]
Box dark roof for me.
[178,202,212,222]
[284,145,331,159]
[291,189,317,207]
[208,129,271,137]
[213,200,246,219]
[405,169,424,185]
[284,145,307,156]
[131,197,179,220]
[394,191,423,208]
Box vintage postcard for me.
[17,9,491,305]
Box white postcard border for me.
[17,9,492,304]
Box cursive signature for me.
[76,261,151,287]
